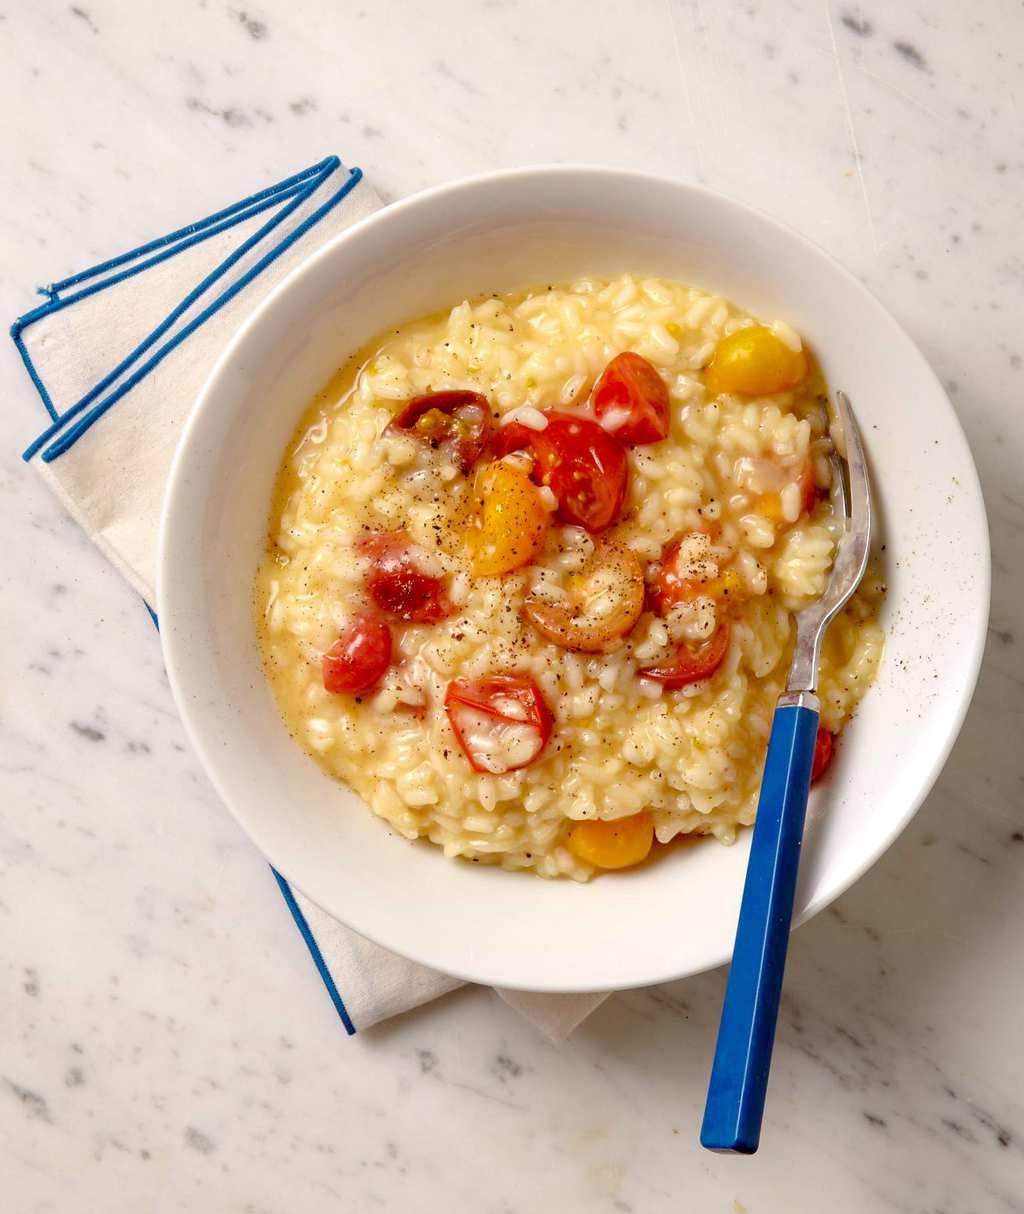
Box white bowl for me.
[158,166,989,993]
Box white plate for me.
[158,166,989,992]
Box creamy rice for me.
[256,274,884,880]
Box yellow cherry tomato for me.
[705,326,809,396]
[471,461,549,577]
[567,811,655,870]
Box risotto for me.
[256,274,884,881]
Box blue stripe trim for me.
[52,156,338,294]
[37,164,361,462]
[271,868,357,1035]
[22,163,336,461]
[10,320,59,421]
[143,602,355,1035]
[10,156,337,374]
[22,160,363,463]
[15,162,364,1041]
[26,176,317,324]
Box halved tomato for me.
[492,412,628,532]
[567,811,655,870]
[358,531,451,623]
[637,620,731,689]
[443,674,553,774]
[322,613,392,695]
[796,459,818,516]
[388,390,492,473]
[471,460,549,577]
[811,726,834,783]
[592,352,670,446]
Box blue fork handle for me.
[700,697,820,1154]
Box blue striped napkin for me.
[12,156,607,1041]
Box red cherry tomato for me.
[811,727,834,783]
[490,420,534,460]
[637,620,731,689]
[492,411,628,532]
[388,390,492,473]
[797,459,818,516]
[443,674,553,774]
[322,613,392,695]
[591,352,670,446]
[359,531,451,623]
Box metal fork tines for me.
[787,389,873,694]
[701,387,876,1155]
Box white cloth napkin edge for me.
[38,461,153,602]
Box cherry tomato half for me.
[471,460,549,577]
[492,412,628,532]
[359,531,451,623]
[388,390,493,473]
[443,674,553,774]
[799,460,819,516]
[567,811,655,870]
[811,727,834,783]
[322,613,392,695]
[638,620,731,689]
[592,352,670,446]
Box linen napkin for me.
[13,155,607,1042]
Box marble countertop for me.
[2,1,1022,1209]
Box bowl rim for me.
[158,163,991,992]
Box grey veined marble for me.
[1,1,1022,1210]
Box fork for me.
[700,389,873,1154]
